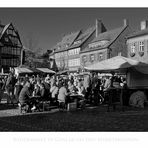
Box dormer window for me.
[65,43,69,48]
[73,40,81,45]
[57,46,61,50]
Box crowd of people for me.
[0,71,127,113]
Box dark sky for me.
[0,8,148,53]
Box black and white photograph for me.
[0,2,148,140]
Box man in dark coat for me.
[19,81,31,105]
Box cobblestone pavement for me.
[0,103,147,131]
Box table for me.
[106,87,124,112]
[68,93,85,108]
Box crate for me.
[67,102,77,111]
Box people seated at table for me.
[76,81,86,97]
[33,84,41,96]
[18,81,32,112]
[67,80,76,95]
[40,83,49,101]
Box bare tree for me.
[24,32,39,53]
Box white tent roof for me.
[36,68,55,74]
[14,67,33,73]
[85,56,141,72]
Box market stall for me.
[85,55,148,110]
[85,55,141,72]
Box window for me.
[99,54,103,61]
[82,55,87,64]
[131,43,136,53]
[90,54,95,63]
[98,53,103,61]
[130,43,136,57]
[68,58,80,67]
[139,41,144,56]
[139,41,144,52]
[75,48,80,54]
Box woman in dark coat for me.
[14,79,23,103]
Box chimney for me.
[140,20,148,30]
[123,19,129,27]
[95,19,107,37]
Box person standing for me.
[57,82,68,110]
[50,82,58,104]
[14,78,23,104]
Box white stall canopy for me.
[36,68,55,74]
[14,67,33,76]
[85,56,142,72]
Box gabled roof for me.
[81,26,127,53]
[0,23,22,46]
[68,26,95,49]
[53,31,81,53]
[0,23,11,40]
[127,28,148,39]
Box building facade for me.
[67,19,107,72]
[127,20,148,63]
[52,31,80,71]
[0,22,23,73]
[80,19,132,68]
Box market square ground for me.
[0,102,147,131]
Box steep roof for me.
[0,23,11,40]
[68,26,95,49]
[0,25,4,34]
[0,23,22,46]
[127,28,148,39]
[53,31,80,53]
[81,26,127,53]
